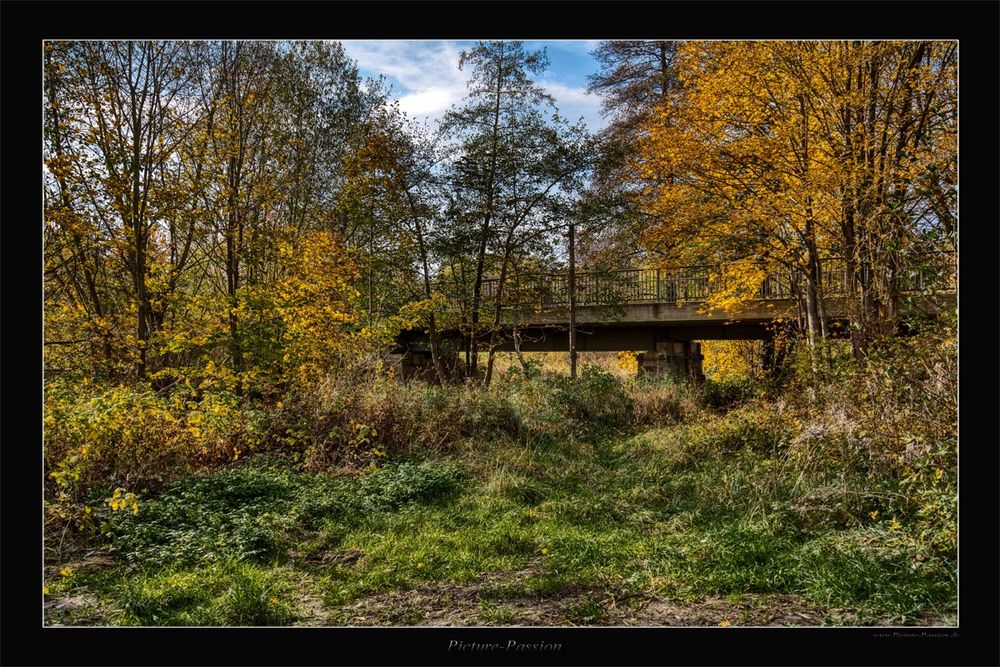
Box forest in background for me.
[43,40,957,627]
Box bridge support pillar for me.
[762,336,775,372]
[386,349,460,382]
[637,340,705,383]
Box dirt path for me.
[323,585,847,626]
[306,560,886,627]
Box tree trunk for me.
[129,75,151,381]
[468,44,506,380]
[798,93,822,378]
[803,221,822,378]
[483,226,517,387]
[410,196,449,385]
[762,335,775,378]
[226,160,243,376]
[419,240,448,385]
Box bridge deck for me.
[400,258,956,352]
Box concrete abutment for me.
[636,340,705,383]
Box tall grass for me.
[45,325,956,624]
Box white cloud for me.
[540,80,606,133]
[341,40,470,127]
[397,87,456,116]
[340,40,607,134]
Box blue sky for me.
[340,40,607,133]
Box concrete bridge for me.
[394,259,956,380]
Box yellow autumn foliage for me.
[276,230,362,384]
[638,41,956,320]
[701,340,760,382]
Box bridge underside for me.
[390,293,953,380]
[397,320,848,354]
[397,293,951,352]
[397,322,789,354]
[397,297,852,354]
[479,321,839,352]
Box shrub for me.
[627,375,702,426]
[275,368,639,466]
[45,381,266,499]
[784,405,870,475]
[362,382,518,455]
[687,403,795,457]
[45,384,189,499]
[803,323,956,558]
[509,366,632,439]
[700,376,761,410]
[272,376,519,468]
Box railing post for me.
[656,268,661,302]
[568,223,577,379]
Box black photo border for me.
[3,2,997,665]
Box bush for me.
[765,323,956,597]
[45,358,711,501]
[687,403,796,457]
[700,376,761,410]
[272,377,519,469]
[45,384,181,499]
[784,405,870,475]
[44,381,266,499]
[274,368,642,466]
[799,324,957,556]
[627,375,701,426]
[509,366,632,439]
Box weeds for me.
[44,328,956,626]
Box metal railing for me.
[480,255,956,309]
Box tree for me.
[44,40,397,391]
[197,42,288,379]
[44,41,204,381]
[277,41,376,241]
[582,41,682,268]
[45,41,117,379]
[439,41,590,385]
[815,41,957,356]
[636,41,956,365]
[276,230,361,385]
[339,105,421,325]
[337,105,459,383]
[188,41,387,390]
[587,40,680,172]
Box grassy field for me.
[43,375,956,627]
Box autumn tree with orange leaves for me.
[634,41,956,363]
